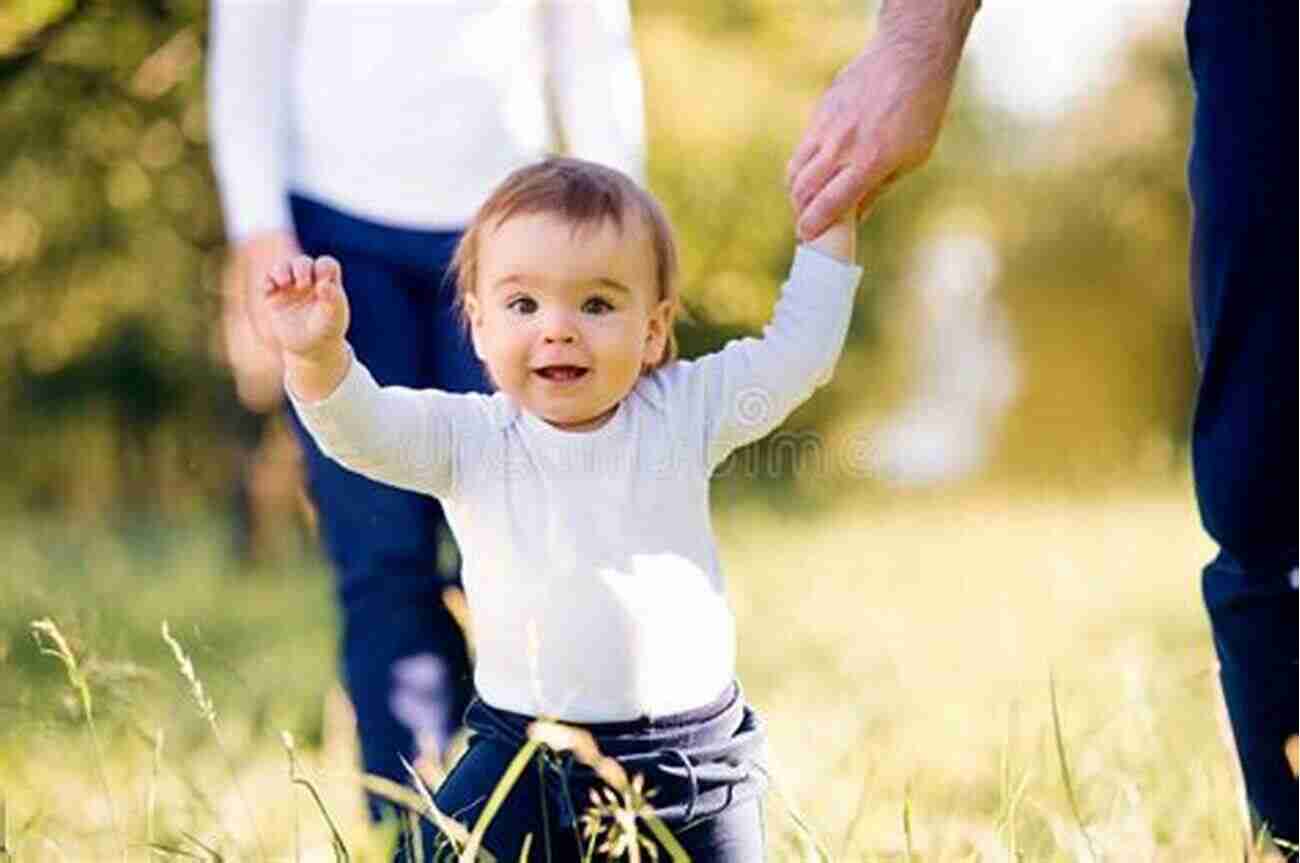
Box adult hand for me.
[238,229,303,349]
[221,229,301,411]
[786,2,975,240]
[221,254,283,412]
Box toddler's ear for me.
[462,293,481,324]
[462,294,487,360]
[643,298,673,366]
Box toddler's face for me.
[464,211,671,432]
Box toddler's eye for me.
[582,297,614,315]
[507,296,537,315]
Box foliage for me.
[0,1,1197,513]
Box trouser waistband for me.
[464,682,768,826]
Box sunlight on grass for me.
[0,485,1267,861]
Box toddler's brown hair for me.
[451,157,680,370]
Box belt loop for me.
[664,748,698,823]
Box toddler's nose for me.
[541,311,578,344]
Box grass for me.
[0,481,1274,860]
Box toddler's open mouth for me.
[534,365,589,382]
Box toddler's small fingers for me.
[290,255,314,287]
[266,260,293,292]
[318,272,343,306]
[314,255,341,285]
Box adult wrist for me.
[877,0,978,76]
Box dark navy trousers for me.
[429,683,768,862]
[286,194,489,817]
[1186,1,1297,851]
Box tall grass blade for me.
[162,621,267,862]
[30,618,127,863]
[997,704,1030,860]
[517,833,533,863]
[463,738,543,862]
[144,842,205,861]
[360,772,483,860]
[901,789,913,863]
[1274,837,1299,855]
[839,760,877,858]
[408,810,424,863]
[148,728,166,861]
[1049,671,1098,862]
[180,831,225,862]
[757,763,831,863]
[529,721,689,863]
[638,810,687,863]
[399,752,481,858]
[282,732,349,863]
[1,795,9,863]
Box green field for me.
[0,484,1267,861]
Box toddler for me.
[266,157,860,860]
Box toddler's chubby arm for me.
[263,256,483,498]
[664,212,862,472]
[265,256,351,402]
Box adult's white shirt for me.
[209,0,646,240]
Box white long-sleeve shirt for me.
[208,0,645,240]
[291,247,864,721]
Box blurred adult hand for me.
[238,229,302,347]
[786,0,977,240]
[221,229,301,412]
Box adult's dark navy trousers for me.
[286,193,489,816]
[1186,1,1296,851]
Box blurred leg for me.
[421,239,490,398]
[289,198,475,824]
[418,232,489,604]
[1205,555,1298,855]
[1186,2,1297,853]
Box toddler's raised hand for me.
[264,255,350,362]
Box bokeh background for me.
[0,0,1196,513]
[4,1,1253,861]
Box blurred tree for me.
[0,0,231,512]
[0,1,1198,515]
[986,25,1196,484]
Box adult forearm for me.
[877,0,980,79]
[546,0,647,183]
[208,0,295,240]
[786,0,979,238]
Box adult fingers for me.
[785,135,821,189]
[790,147,843,214]
[796,164,867,241]
[799,149,901,240]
